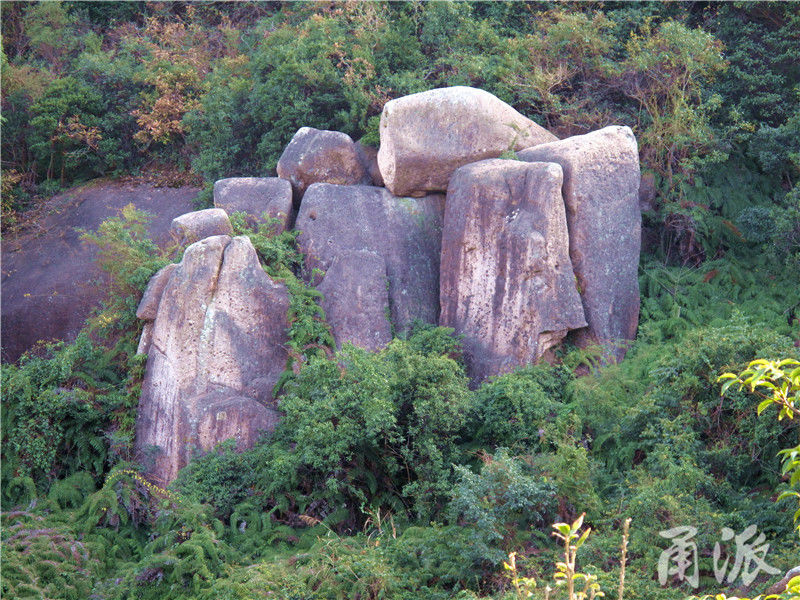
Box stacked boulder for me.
[134,86,642,483]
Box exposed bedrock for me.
[316,249,393,352]
[440,159,586,382]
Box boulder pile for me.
[134,86,642,483]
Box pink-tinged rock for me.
[316,250,392,352]
[1,181,198,364]
[192,390,281,458]
[377,86,558,197]
[134,235,289,484]
[137,322,154,356]
[213,177,292,232]
[276,127,371,205]
[169,208,233,246]
[518,126,642,361]
[136,263,178,321]
[440,159,586,382]
[296,183,444,335]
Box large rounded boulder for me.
[377,86,557,197]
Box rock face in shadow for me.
[1,180,198,364]
[518,126,641,361]
[277,127,371,206]
[377,86,558,197]
[357,143,384,187]
[213,177,293,232]
[295,183,444,340]
[136,263,178,356]
[440,159,586,382]
[134,235,289,484]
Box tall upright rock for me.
[295,183,444,344]
[134,235,289,484]
[316,249,393,352]
[377,86,557,197]
[518,126,641,361]
[440,159,586,382]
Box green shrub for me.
[1,508,107,600]
[448,448,557,564]
[241,335,472,529]
[172,439,258,521]
[1,334,129,502]
[469,365,572,451]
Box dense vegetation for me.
[1,2,798,599]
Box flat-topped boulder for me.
[440,159,586,382]
[377,86,558,197]
[277,127,371,205]
[296,183,444,339]
[135,235,289,484]
[213,177,292,231]
[519,126,641,361]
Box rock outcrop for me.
[518,126,641,361]
[1,181,198,364]
[296,183,444,342]
[277,127,371,205]
[169,208,233,246]
[214,177,293,231]
[134,235,289,484]
[357,143,384,187]
[440,159,586,381]
[377,86,558,197]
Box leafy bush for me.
[219,334,471,530]
[1,334,132,502]
[469,364,572,451]
[448,448,557,564]
[172,439,258,521]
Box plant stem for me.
[618,517,631,600]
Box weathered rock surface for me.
[296,183,444,336]
[377,86,558,197]
[193,390,282,457]
[213,177,293,231]
[440,159,587,382]
[518,126,641,361]
[169,208,233,246]
[277,127,371,205]
[135,235,289,484]
[317,250,392,351]
[1,180,198,364]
